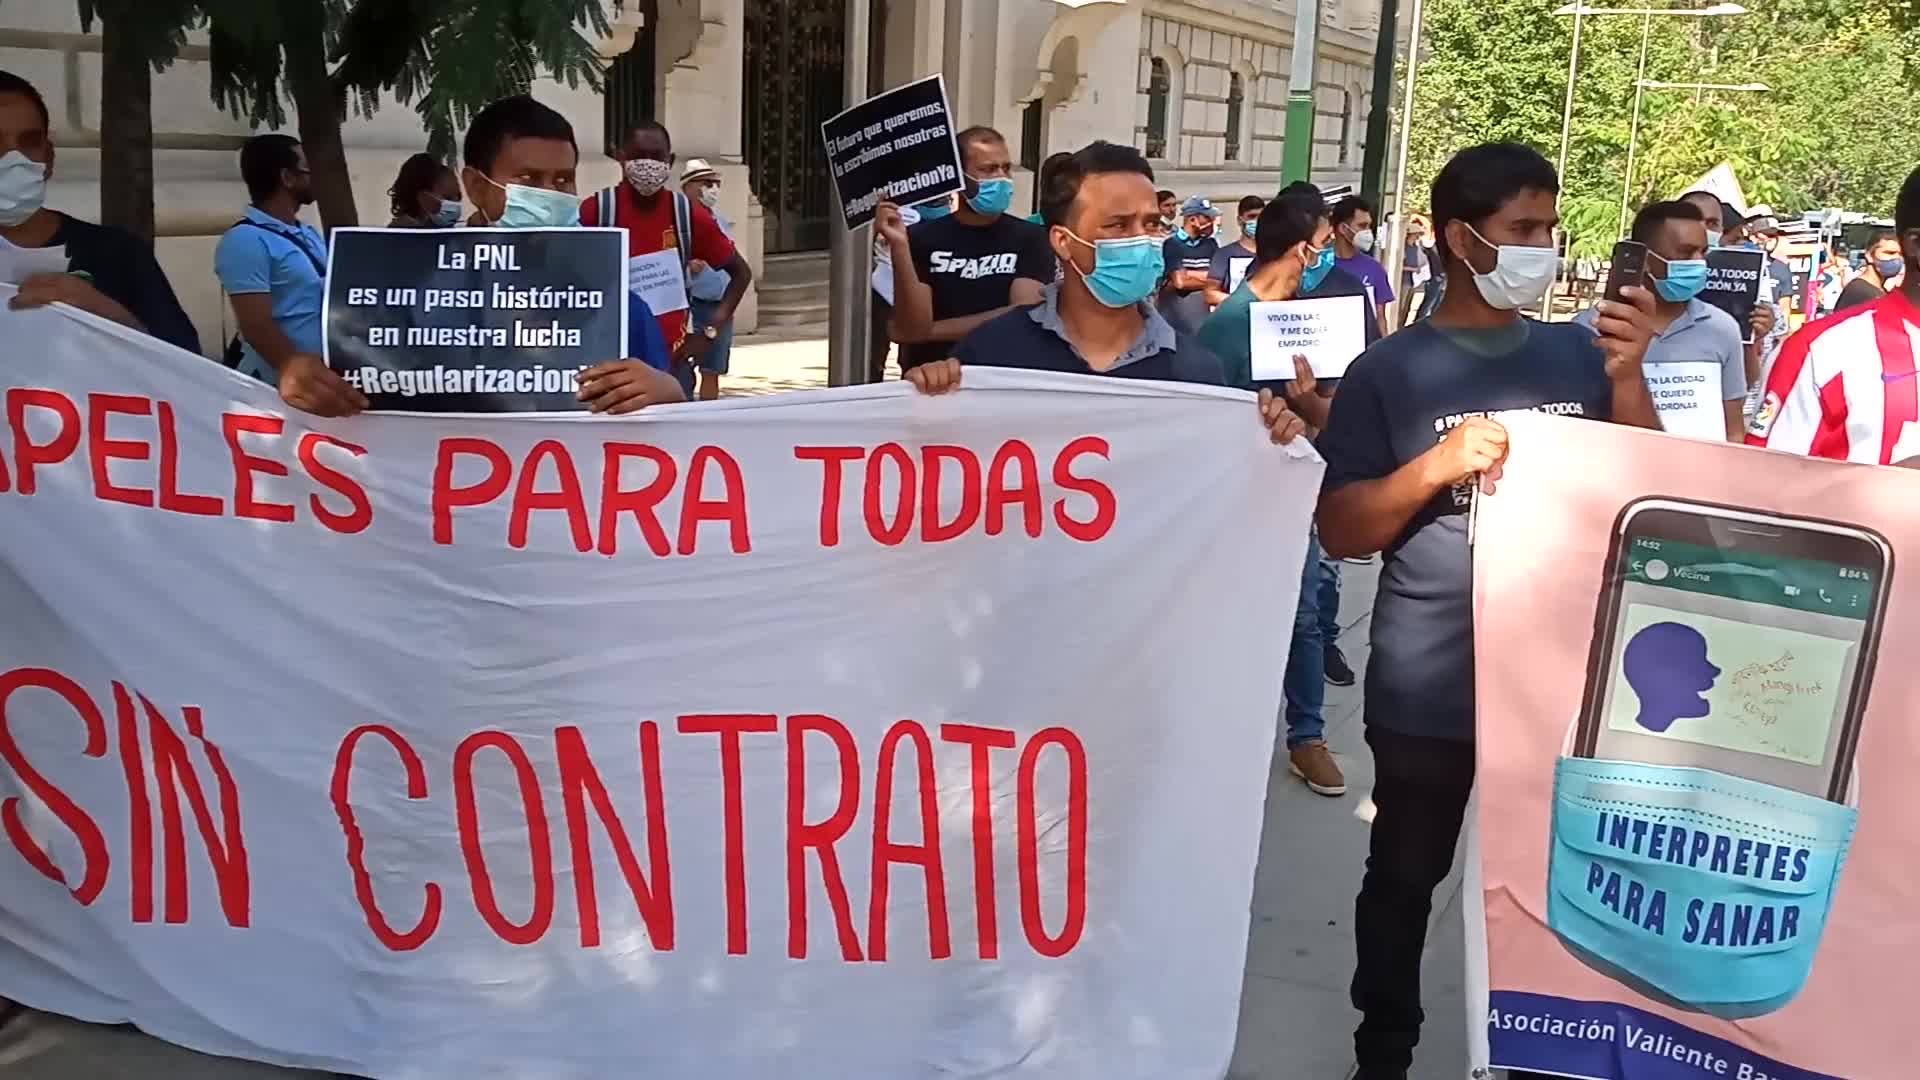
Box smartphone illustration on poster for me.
[1573,497,1892,801]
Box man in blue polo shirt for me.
[216,134,363,414]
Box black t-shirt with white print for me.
[903,213,1056,369]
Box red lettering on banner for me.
[863,442,916,545]
[868,719,950,961]
[221,413,295,523]
[921,445,983,543]
[1052,436,1117,542]
[8,387,81,494]
[679,446,751,555]
[454,731,556,946]
[0,668,110,905]
[677,713,779,955]
[113,684,154,923]
[1017,727,1088,957]
[156,402,222,516]
[332,725,443,951]
[138,692,250,927]
[939,723,1018,959]
[598,443,677,557]
[432,437,512,545]
[556,723,674,950]
[87,393,154,507]
[794,445,864,546]
[985,441,1043,537]
[298,432,372,535]
[786,714,865,961]
[509,440,593,552]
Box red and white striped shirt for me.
[1746,288,1920,464]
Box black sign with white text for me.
[821,74,964,230]
[324,227,628,412]
[1703,248,1767,345]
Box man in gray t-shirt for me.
[1574,200,1746,441]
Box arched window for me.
[1338,88,1354,164]
[1146,57,1171,159]
[1225,73,1245,162]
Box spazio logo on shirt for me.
[929,250,1020,280]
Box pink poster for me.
[1471,412,1917,1080]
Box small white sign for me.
[1249,295,1368,380]
[1228,257,1252,292]
[627,250,690,315]
[0,237,70,284]
[1644,360,1728,441]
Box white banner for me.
[0,298,1319,1078]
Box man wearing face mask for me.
[1331,195,1395,332]
[216,133,364,414]
[1203,195,1264,307]
[1835,229,1903,312]
[1157,195,1221,334]
[948,140,1303,446]
[0,71,197,352]
[1315,142,1658,1080]
[679,158,736,400]
[456,95,676,413]
[887,126,1053,374]
[580,120,753,394]
[1575,200,1747,441]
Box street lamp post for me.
[1617,12,1654,236]
[1383,0,1430,298]
[1620,79,1770,234]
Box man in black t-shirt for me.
[887,125,1054,372]
[0,70,198,353]
[1158,194,1220,334]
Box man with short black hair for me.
[1317,142,1658,1080]
[0,69,198,352]
[1204,194,1265,306]
[1678,190,1727,248]
[1332,194,1395,330]
[1576,199,1746,440]
[217,133,359,413]
[1749,166,1920,464]
[886,125,1053,373]
[1837,229,1902,311]
[580,118,752,392]
[1157,188,1178,230]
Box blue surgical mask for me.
[1875,257,1905,280]
[1654,257,1710,302]
[1062,230,1163,308]
[966,176,1014,217]
[917,199,953,221]
[1243,219,1258,239]
[1301,244,1336,291]
[1705,229,1724,250]
[484,174,581,229]
[431,198,463,228]
[1547,755,1855,1019]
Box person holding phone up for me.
[1313,143,1659,1080]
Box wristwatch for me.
[701,325,719,341]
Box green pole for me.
[1359,0,1400,203]
[1282,0,1322,185]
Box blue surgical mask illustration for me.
[1548,755,1856,1019]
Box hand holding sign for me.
[1249,296,1367,380]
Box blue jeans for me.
[1318,556,1342,646]
[1284,531,1327,749]
[689,297,735,375]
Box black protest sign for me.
[822,74,963,230]
[1702,248,1766,345]
[324,227,628,412]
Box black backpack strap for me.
[228,219,325,277]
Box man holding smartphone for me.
[1314,142,1659,1080]
[1575,200,1747,441]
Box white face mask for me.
[696,185,721,210]
[623,158,671,197]
[1351,228,1376,253]
[1463,222,1558,310]
[0,150,48,227]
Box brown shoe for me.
[1288,740,1348,796]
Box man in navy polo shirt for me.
[950,138,1298,448]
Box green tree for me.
[77,0,197,245]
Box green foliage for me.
[76,0,197,72]
[1399,0,1920,253]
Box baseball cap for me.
[1178,195,1220,218]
